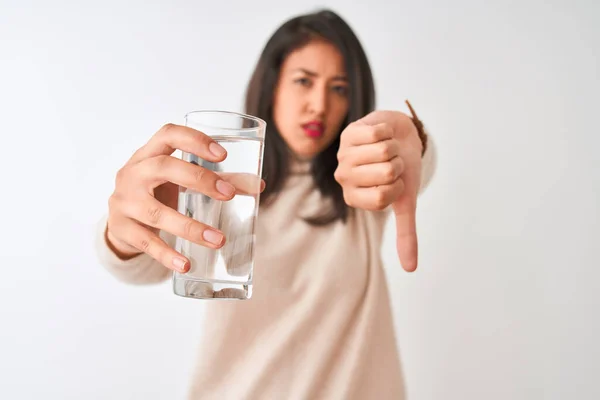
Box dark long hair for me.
[245,9,375,225]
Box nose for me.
[307,84,327,117]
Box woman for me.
[96,8,435,399]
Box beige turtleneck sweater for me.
[95,140,435,399]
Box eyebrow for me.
[293,68,348,81]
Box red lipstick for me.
[302,121,324,138]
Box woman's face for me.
[272,39,350,159]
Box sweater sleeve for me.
[94,215,172,285]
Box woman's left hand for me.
[334,110,423,272]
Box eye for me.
[332,85,348,96]
[294,77,311,87]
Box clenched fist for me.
[335,110,424,272]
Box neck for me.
[288,152,312,175]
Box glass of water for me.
[172,110,266,300]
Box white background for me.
[1,0,598,399]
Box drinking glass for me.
[172,110,266,300]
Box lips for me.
[302,121,324,138]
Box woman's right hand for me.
[105,123,239,273]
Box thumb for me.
[392,167,420,272]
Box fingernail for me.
[173,257,189,272]
[209,142,226,158]
[216,180,235,197]
[203,230,224,246]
